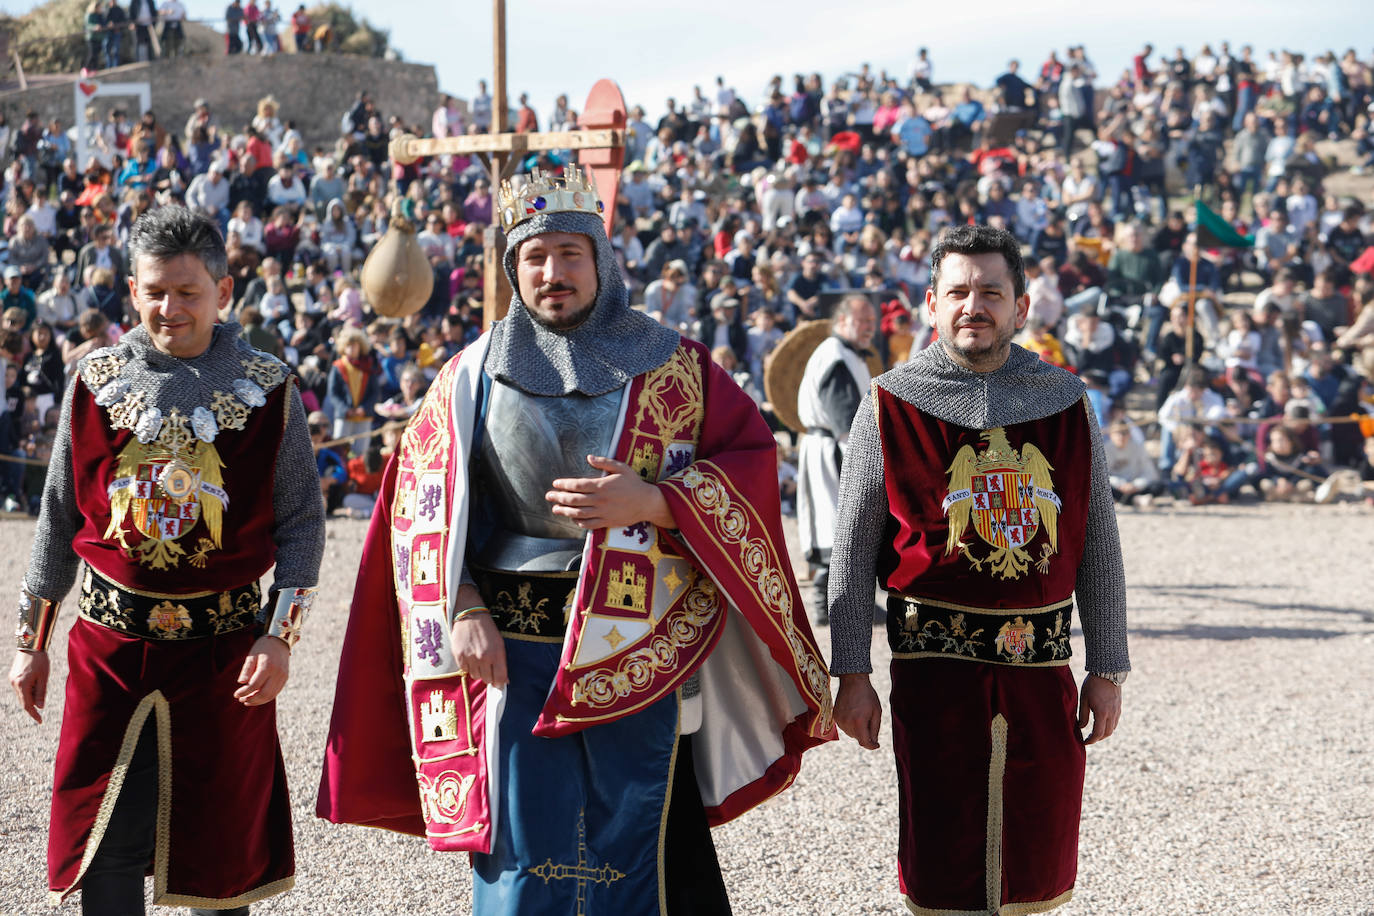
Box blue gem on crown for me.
[497,166,604,232]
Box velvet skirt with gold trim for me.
[890,657,1084,916]
[47,618,294,906]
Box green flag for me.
[1194,200,1253,249]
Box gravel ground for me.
[1,502,1372,915]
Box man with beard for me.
[319,167,834,914]
[829,224,1129,915]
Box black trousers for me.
[80,718,249,916]
[663,734,732,915]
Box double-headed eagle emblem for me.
[942,427,1061,580]
[105,409,227,570]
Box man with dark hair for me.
[829,223,1128,916]
[8,205,324,914]
[320,167,834,914]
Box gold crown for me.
[497,165,605,232]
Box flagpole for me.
[1185,185,1200,366]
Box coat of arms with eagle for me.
[940,427,1062,580]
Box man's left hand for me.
[1078,674,1122,745]
[547,455,675,531]
[235,636,291,707]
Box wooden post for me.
[1184,187,1201,366]
[1184,244,1199,366]
[484,0,511,330]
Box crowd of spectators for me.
[1,39,1372,517]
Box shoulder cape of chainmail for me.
[79,321,290,405]
[485,209,680,397]
[876,341,1086,428]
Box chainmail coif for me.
[485,210,680,397]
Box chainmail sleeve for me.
[268,382,325,591]
[1073,395,1130,674]
[23,380,83,601]
[827,391,887,675]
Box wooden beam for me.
[492,0,508,136]
[485,0,510,329]
[390,129,625,164]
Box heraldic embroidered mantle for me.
[317,334,835,852]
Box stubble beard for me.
[942,320,1016,373]
[529,291,596,332]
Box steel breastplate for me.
[472,379,623,572]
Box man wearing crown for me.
[319,166,835,914]
[7,207,324,914]
[828,225,1129,915]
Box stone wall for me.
[0,51,439,150]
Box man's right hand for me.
[9,650,50,724]
[834,672,882,750]
[451,612,508,687]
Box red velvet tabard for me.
[66,377,289,594]
[873,386,1092,610]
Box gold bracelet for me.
[453,605,490,623]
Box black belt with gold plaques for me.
[469,566,576,641]
[885,594,1074,667]
[77,566,262,640]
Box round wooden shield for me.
[764,320,832,434]
[764,320,886,434]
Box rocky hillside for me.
[0,51,439,151]
[0,0,391,75]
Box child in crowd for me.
[746,307,783,382]
[1259,424,1328,501]
[1020,316,1069,369]
[1104,417,1163,506]
[1182,436,1235,504]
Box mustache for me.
[536,283,576,297]
[956,317,992,328]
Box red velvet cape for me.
[317,338,834,846]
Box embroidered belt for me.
[469,566,576,641]
[77,567,262,640]
[885,594,1074,667]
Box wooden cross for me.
[385,0,627,329]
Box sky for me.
[4,0,1371,123]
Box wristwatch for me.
[1089,670,1129,686]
